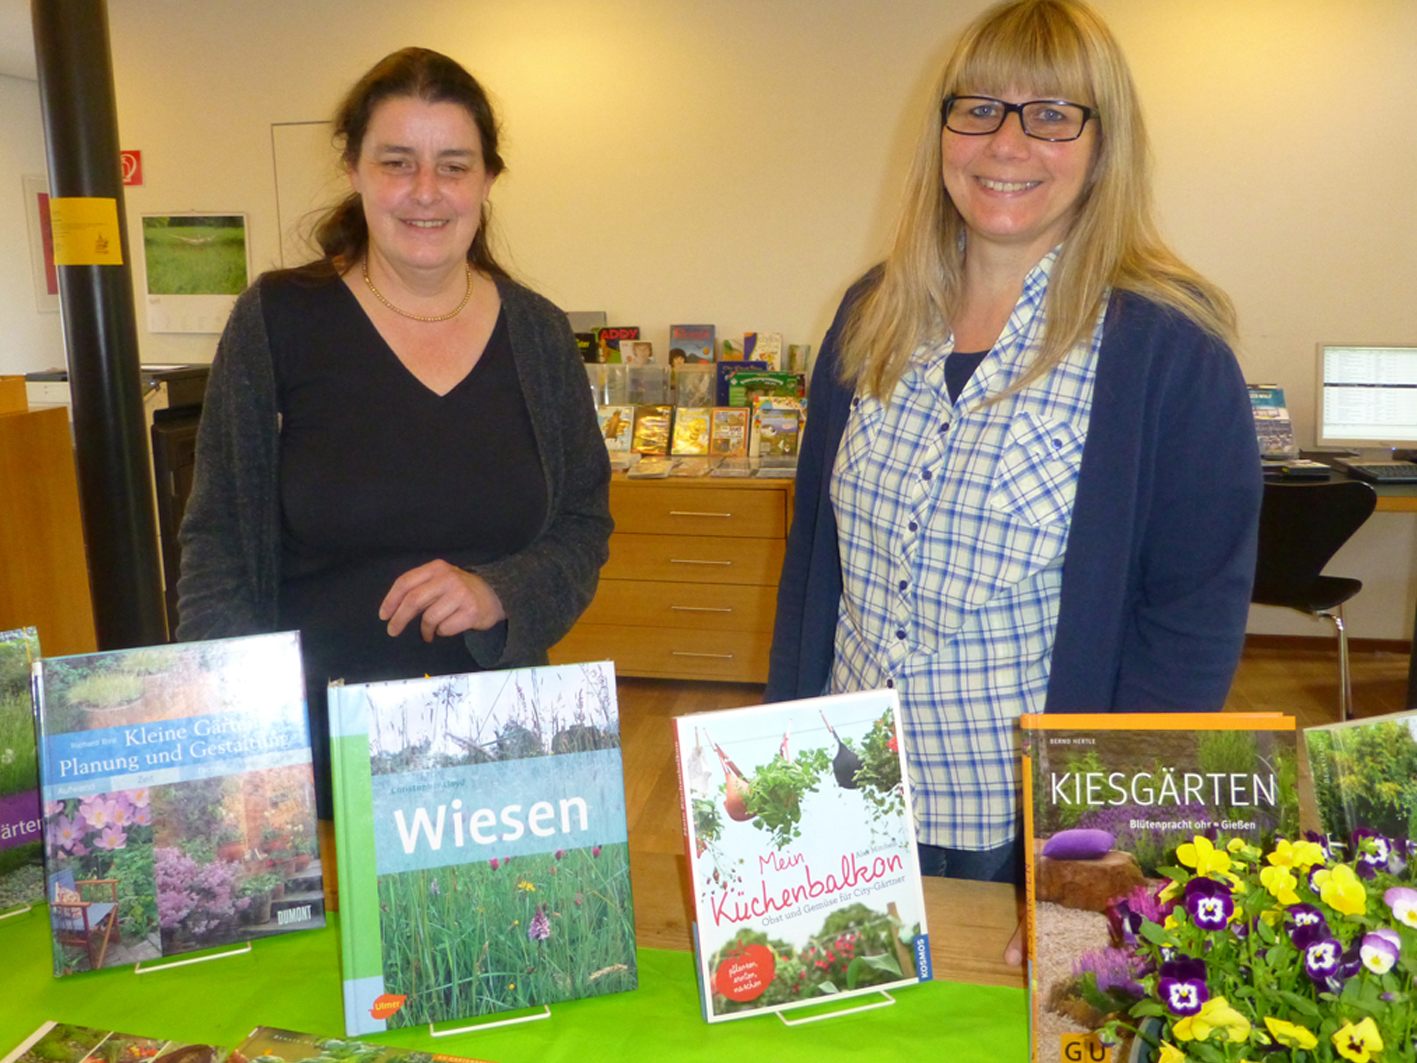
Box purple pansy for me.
[1301,933,1343,983]
[1286,904,1328,940]
[1361,929,1401,975]
[1353,829,1394,876]
[1157,957,1209,1016]
[1385,886,1417,928]
[1183,876,1234,931]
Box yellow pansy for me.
[1332,1017,1384,1062]
[1172,996,1252,1044]
[1177,836,1232,877]
[1313,863,1367,917]
[1157,1042,1187,1063]
[1259,864,1300,906]
[1264,1016,1318,1050]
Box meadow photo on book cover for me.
[1023,715,1298,1063]
[34,632,323,976]
[0,627,42,918]
[330,660,636,1034]
[675,689,930,1023]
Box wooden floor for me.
[619,640,1413,962]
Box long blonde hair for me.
[839,0,1236,399]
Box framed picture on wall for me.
[22,174,59,313]
[140,212,250,333]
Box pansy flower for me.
[1157,957,1209,1016]
[1183,876,1234,931]
[1352,829,1393,875]
[1385,886,1417,928]
[1332,1017,1384,1062]
[1313,863,1367,916]
[1300,932,1343,983]
[1264,1016,1318,1051]
[1286,903,1327,939]
[1360,929,1400,975]
[1156,1044,1185,1063]
[1268,836,1326,870]
[1259,864,1299,906]
[1172,996,1251,1044]
[1177,836,1232,877]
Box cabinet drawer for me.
[580,580,778,632]
[604,533,784,585]
[549,623,770,683]
[610,483,786,538]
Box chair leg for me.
[1319,606,1353,722]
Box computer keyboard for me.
[1335,461,1417,484]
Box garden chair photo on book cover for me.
[329,660,637,1036]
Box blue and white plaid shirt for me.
[829,251,1105,849]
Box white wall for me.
[11,0,1417,635]
[0,73,65,374]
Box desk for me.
[2,885,1027,1063]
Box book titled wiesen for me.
[34,632,324,976]
[0,627,42,920]
[674,689,931,1023]
[329,660,637,1035]
[1303,708,1417,858]
[1020,713,1298,1063]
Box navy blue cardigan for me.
[766,282,1261,711]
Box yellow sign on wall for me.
[49,197,124,266]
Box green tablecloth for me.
[1,907,1027,1061]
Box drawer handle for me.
[668,510,734,518]
[670,605,734,613]
[669,558,732,566]
[671,651,735,659]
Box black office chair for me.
[1252,479,1377,720]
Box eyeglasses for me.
[941,95,1097,142]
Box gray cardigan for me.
[176,272,612,669]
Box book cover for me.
[709,407,750,457]
[1248,384,1297,458]
[574,332,599,364]
[595,326,639,364]
[720,338,745,362]
[0,627,42,919]
[673,689,931,1023]
[786,344,812,374]
[672,363,714,408]
[329,661,636,1035]
[749,396,803,459]
[669,324,716,365]
[1020,713,1298,1063]
[2,1022,229,1063]
[1303,709,1417,854]
[727,370,803,408]
[671,407,712,457]
[236,1027,493,1063]
[34,632,324,976]
[714,360,766,406]
[742,331,783,370]
[631,404,673,455]
[596,405,634,452]
[621,339,656,366]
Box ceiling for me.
[1,0,40,80]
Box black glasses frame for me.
[940,95,1098,142]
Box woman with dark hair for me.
[768,0,1259,899]
[177,48,611,816]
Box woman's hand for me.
[379,560,506,641]
[1005,920,1024,966]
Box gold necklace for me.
[361,259,474,322]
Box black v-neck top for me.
[267,274,546,690]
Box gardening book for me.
[33,632,324,977]
[329,660,637,1035]
[715,360,765,405]
[1,1022,229,1063]
[673,689,931,1023]
[1303,708,1417,856]
[669,324,716,364]
[1020,713,1298,1063]
[726,370,803,408]
[0,627,42,919]
[236,1027,493,1063]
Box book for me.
[709,407,750,457]
[1020,713,1298,1063]
[34,632,324,976]
[328,661,637,1034]
[749,396,803,458]
[0,627,42,919]
[672,363,714,408]
[710,457,757,477]
[1303,709,1417,857]
[596,405,635,452]
[595,326,639,364]
[786,344,812,374]
[627,456,675,478]
[621,339,656,366]
[237,1027,495,1063]
[2,1022,229,1063]
[743,332,783,370]
[726,370,803,408]
[720,338,745,362]
[1248,383,1297,458]
[673,689,931,1023]
[668,324,716,365]
[574,332,599,363]
[631,404,673,455]
[715,360,766,405]
[671,407,712,456]
[669,456,719,477]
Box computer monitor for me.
[1315,344,1417,452]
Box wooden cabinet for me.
[549,475,792,682]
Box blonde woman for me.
[767,0,1259,894]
